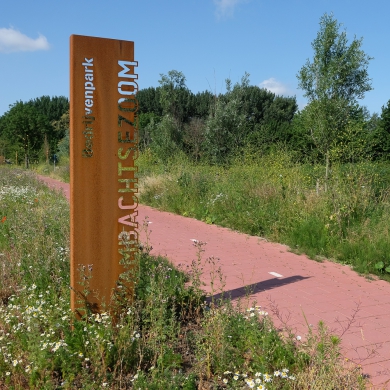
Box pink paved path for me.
[38,175,390,389]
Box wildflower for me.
[255,372,262,377]
[78,352,84,358]
[296,335,302,341]
[12,359,18,367]
[274,370,281,377]
[223,370,231,374]
[281,371,288,378]
[263,373,272,382]
[1,216,6,223]
[233,375,239,380]
[6,372,10,376]
[255,378,262,384]
[257,385,266,390]
[223,378,228,384]
[289,375,296,380]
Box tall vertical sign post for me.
[70,35,138,316]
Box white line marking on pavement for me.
[269,272,283,278]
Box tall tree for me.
[297,13,372,186]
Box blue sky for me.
[0,0,389,117]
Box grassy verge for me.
[33,159,70,183]
[0,166,366,388]
[138,149,390,280]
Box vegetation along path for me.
[38,174,390,389]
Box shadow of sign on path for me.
[209,275,311,302]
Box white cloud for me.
[0,27,50,53]
[259,78,291,96]
[214,0,247,19]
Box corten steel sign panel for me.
[70,35,138,315]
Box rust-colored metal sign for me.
[70,35,138,316]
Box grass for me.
[0,165,367,389]
[33,159,70,183]
[137,149,390,281]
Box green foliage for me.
[297,13,372,103]
[0,97,69,165]
[0,101,52,166]
[204,75,252,164]
[136,86,163,116]
[27,96,69,123]
[139,150,390,280]
[158,70,191,124]
[297,13,373,173]
[370,100,390,160]
[148,115,183,162]
[203,73,298,164]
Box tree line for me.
[0,13,389,167]
[136,13,390,166]
[0,96,69,167]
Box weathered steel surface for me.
[70,35,138,316]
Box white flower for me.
[296,335,302,341]
[223,378,228,384]
[263,373,272,382]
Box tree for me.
[1,101,51,167]
[158,70,191,123]
[370,100,390,160]
[297,13,372,186]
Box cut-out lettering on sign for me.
[70,35,138,317]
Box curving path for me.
[37,175,390,389]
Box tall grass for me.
[138,149,390,279]
[0,166,367,388]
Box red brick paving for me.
[37,175,390,389]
